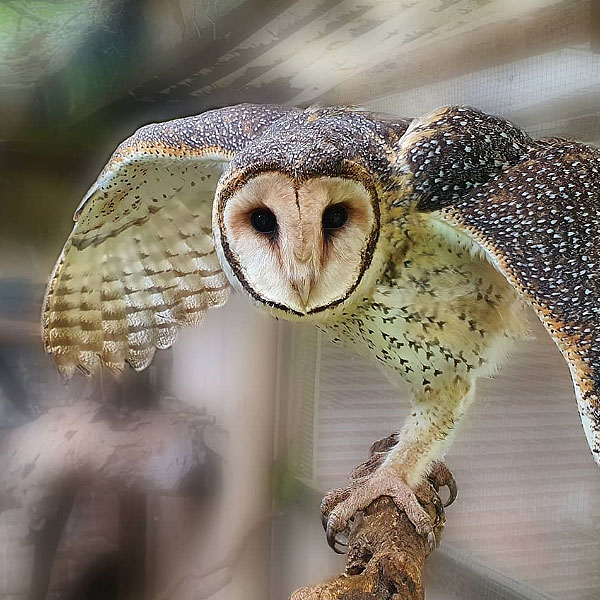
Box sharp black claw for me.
[326,522,348,554]
[326,525,341,553]
[444,478,458,507]
[326,522,336,550]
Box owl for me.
[42,104,600,552]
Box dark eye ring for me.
[250,208,277,234]
[322,204,348,230]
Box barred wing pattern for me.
[43,104,294,377]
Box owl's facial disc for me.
[219,172,378,316]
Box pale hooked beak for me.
[291,276,312,308]
[290,225,319,309]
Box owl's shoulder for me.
[378,210,487,283]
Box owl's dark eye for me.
[322,204,348,230]
[250,208,277,234]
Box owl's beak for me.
[291,276,312,308]
[290,221,320,309]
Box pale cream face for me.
[219,172,378,316]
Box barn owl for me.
[42,104,600,552]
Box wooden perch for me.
[291,435,450,600]
[291,491,445,600]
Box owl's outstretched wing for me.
[43,104,295,378]
[395,105,600,463]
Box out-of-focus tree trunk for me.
[27,489,76,600]
[0,401,214,600]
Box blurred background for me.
[1,1,599,599]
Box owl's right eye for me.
[250,208,277,234]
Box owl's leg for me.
[369,433,457,505]
[322,379,472,552]
[324,432,456,504]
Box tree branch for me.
[291,442,450,600]
[0,401,216,600]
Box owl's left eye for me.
[322,204,348,230]
[250,208,277,234]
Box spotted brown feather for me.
[439,140,600,458]
[392,106,600,462]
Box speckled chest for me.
[318,213,528,393]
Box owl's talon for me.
[428,462,457,508]
[444,477,458,507]
[322,467,434,554]
[326,520,348,554]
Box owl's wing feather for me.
[43,104,294,378]
[395,106,600,462]
[436,140,600,461]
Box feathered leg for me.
[322,378,472,552]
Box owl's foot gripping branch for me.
[292,435,455,600]
[293,488,448,600]
[320,432,456,555]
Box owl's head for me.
[213,171,381,318]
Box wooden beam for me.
[0,318,39,342]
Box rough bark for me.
[291,488,445,600]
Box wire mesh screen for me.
[364,45,600,145]
[284,306,600,600]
